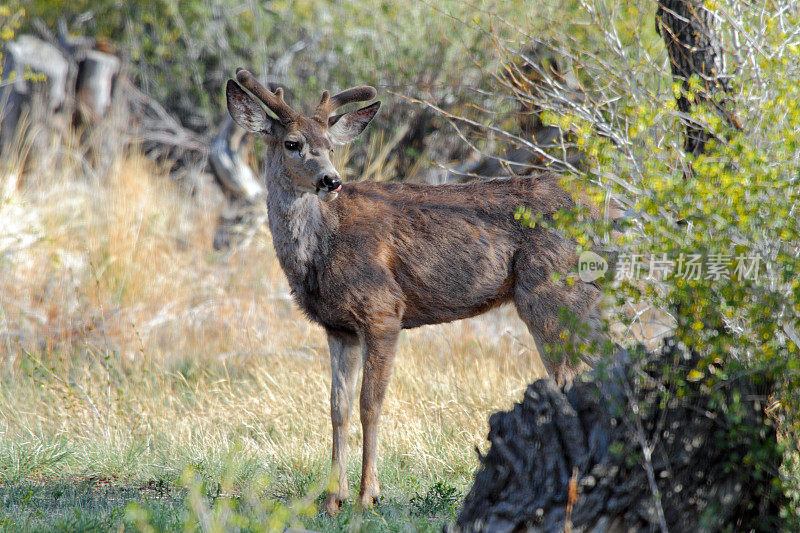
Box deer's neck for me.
[264,150,338,288]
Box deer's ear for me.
[327,101,381,145]
[226,79,280,135]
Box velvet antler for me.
[235,67,297,124]
[313,86,377,124]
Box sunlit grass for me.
[0,153,544,529]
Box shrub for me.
[478,0,800,523]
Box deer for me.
[225,68,607,515]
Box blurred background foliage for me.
[18,0,535,131]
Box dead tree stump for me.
[77,50,126,175]
[209,116,263,201]
[0,35,71,166]
[1,32,124,179]
[75,49,121,124]
[453,341,782,532]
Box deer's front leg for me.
[324,330,362,516]
[358,323,400,508]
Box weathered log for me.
[3,35,70,107]
[0,35,71,156]
[453,341,782,532]
[209,112,267,251]
[209,116,264,201]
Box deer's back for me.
[336,174,574,224]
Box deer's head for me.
[226,68,380,202]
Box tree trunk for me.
[655,0,737,156]
[75,49,121,124]
[452,341,782,533]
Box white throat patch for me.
[266,180,339,286]
[286,193,327,266]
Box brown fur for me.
[294,177,583,331]
[226,75,606,514]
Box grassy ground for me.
[0,155,546,531]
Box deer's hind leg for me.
[324,329,362,515]
[512,248,605,386]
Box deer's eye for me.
[284,140,302,151]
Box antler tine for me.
[235,67,296,124]
[312,90,331,124]
[331,86,377,109]
[314,86,377,123]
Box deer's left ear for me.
[327,101,381,145]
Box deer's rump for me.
[330,175,577,329]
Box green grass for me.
[0,383,479,531]
[0,472,465,531]
[0,480,182,532]
[0,155,543,530]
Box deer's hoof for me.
[356,486,381,509]
[323,493,343,516]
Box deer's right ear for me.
[226,79,279,135]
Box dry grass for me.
[0,152,546,528]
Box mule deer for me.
[226,68,606,514]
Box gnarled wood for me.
[209,115,266,250]
[453,341,781,532]
[209,116,263,201]
[0,35,71,157]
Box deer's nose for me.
[319,173,342,192]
